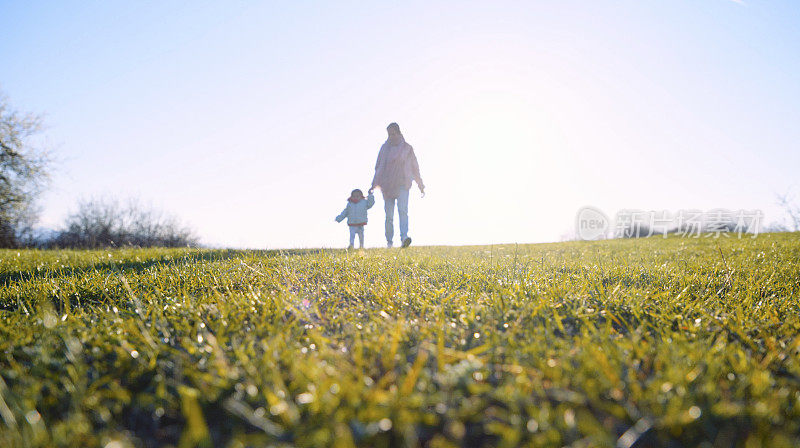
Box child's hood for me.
[348,193,373,204]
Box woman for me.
[369,122,425,248]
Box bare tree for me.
[0,91,51,247]
[52,197,198,248]
[776,192,800,232]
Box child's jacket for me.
[336,193,375,226]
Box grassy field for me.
[1,234,799,447]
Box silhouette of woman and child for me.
[335,122,425,249]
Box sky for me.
[1,0,798,248]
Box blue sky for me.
[2,1,798,248]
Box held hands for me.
[367,185,424,197]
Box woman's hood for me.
[385,133,406,147]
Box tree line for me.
[0,91,197,248]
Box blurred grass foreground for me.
[1,234,800,447]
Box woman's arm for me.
[371,145,387,190]
[409,146,424,191]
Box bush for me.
[51,198,198,248]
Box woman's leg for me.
[384,195,396,246]
[397,188,410,242]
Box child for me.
[335,189,375,248]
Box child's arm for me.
[335,204,349,222]
[366,192,375,209]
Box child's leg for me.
[348,226,357,248]
[357,226,364,248]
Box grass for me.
[1,234,799,447]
